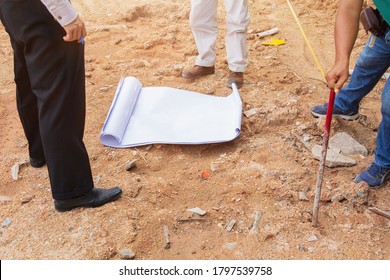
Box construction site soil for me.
[0,0,389,260]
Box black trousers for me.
[0,0,94,200]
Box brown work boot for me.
[182,65,215,79]
[227,71,244,89]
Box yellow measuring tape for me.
[286,0,326,82]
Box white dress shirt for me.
[40,0,77,26]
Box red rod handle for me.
[324,89,335,133]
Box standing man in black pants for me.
[0,0,122,211]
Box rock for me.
[187,207,207,216]
[21,195,34,204]
[205,88,215,95]
[224,243,237,250]
[99,86,111,92]
[11,164,20,180]
[307,234,318,242]
[173,64,184,71]
[125,159,137,171]
[119,249,136,260]
[331,193,346,203]
[94,175,102,183]
[312,144,356,167]
[356,192,367,198]
[244,108,260,118]
[225,219,236,232]
[210,162,220,172]
[0,195,11,202]
[303,134,311,142]
[329,132,368,156]
[162,225,170,249]
[250,211,261,233]
[298,191,309,201]
[1,217,12,228]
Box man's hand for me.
[325,61,350,93]
[63,16,87,43]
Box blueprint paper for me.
[100,77,242,148]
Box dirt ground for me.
[0,0,389,260]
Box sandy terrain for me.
[0,0,389,260]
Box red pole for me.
[312,89,335,227]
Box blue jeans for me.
[334,27,390,168]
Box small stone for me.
[0,196,12,202]
[356,192,367,198]
[205,88,215,95]
[187,207,207,216]
[21,195,34,204]
[250,211,261,233]
[243,108,259,118]
[99,86,111,92]
[125,159,137,171]
[224,243,237,250]
[94,175,102,183]
[210,162,220,172]
[173,64,184,71]
[225,219,236,232]
[11,164,20,180]
[298,191,309,201]
[303,134,311,142]
[1,217,12,228]
[331,194,346,203]
[119,249,136,260]
[308,247,315,253]
[307,234,318,242]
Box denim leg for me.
[335,33,390,111]
[375,78,390,167]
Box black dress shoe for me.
[54,187,122,212]
[29,157,46,168]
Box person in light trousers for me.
[182,0,250,89]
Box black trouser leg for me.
[11,38,45,160]
[0,0,94,200]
